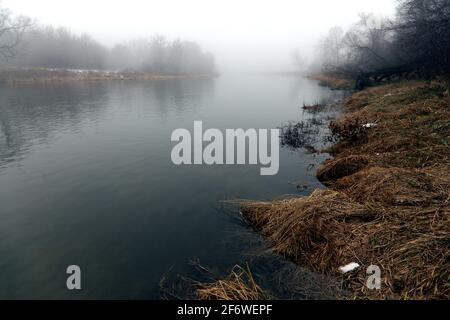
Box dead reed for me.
[197,265,270,300]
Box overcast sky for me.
[4,0,397,71]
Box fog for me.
[4,0,397,72]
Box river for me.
[0,74,345,298]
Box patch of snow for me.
[362,123,377,128]
[339,262,360,273]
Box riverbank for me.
[199,80,449,300]
[0,68,217,84]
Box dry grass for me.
[317,155,369,183]
[307,73,354,90]
[241,190,371,274]
[0,67,215,84]
[241,80,450,299]
[197,265,270,300]
[334,166,448,206]
[330,81,450,168]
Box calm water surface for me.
[0,74,343,299]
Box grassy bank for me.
[0,68,217,84]
[201,80,449,300]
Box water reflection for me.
[0,79,215,170]
[0,84,108,168]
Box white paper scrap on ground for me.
[339,262,360,273]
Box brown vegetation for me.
[316,155,369,183]
[0,67,216,84]
[241,80,450,299]
[307,73,354,90]
[197,265,270,300]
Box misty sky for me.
[4,0,397,72]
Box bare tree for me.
[0,5,31,59]
[318,26,346,73]
[291,49,308,72]
[343,14,396,72]
[394,0,450,73]
[150,35,167,73]
[316,0,450,79]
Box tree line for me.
[0,5,215,74]
[316,0,450,78]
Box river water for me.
[0,74,344,298]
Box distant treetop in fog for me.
[0,4,215,75]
